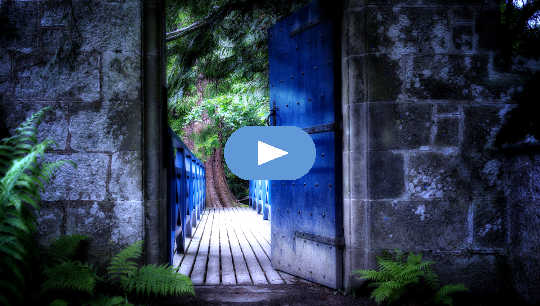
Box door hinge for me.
[303,123,335,134]
[295,231,345,248]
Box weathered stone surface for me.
[0,48,10,76]
[0,100,68,150]
[434,117,460,146]
[103,51,141,102]
[368,102,433,150]
[452,24,473,51]
[436,103,460,114]
[37,202,64,245]
[370,200,468,250]
[407,152,468,200]
[42,153,108,201]
[72,0,141,53]
[66,201,114,261]
[368,151,404,199]
[474,197,507,248]
[70,101,141,152]
[14,52,100,102]
[111,201,143,249]
[425,253,506,295]
[40,0,70,27]
[404,55,491,100]
[348,54,402,103]
[110,151,143,201]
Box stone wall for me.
[0,0,145,263]
[342,0,540,302]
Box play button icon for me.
[224,126,316,180]
[258,141,288,166]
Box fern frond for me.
[434,284,468,306]
[107,241,143,283]
[42,261,97,295]
[124,264,194,297]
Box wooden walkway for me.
[174,207,301,285]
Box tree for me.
[166,0,307,206]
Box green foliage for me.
[123,264,194,297]
[355,250,468,305]
[42,261,97,295]
[108,240,194,297]
[47,234,90,263]
[0,107,74,304]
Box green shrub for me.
[354,250,468,305]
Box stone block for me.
[14,52,100,102]
[40,0,70,27]
[37,202,65,245]
[70,100,141,152]
[110,151,143,201]
[42,153,108,201]
[348,199,368,248]
[407,152,468,200]
[364,54,402,102]
[434,117,460,146]
[473,196,506,248]
[72,0,141,53]
[368,102,433,150]
[425,253,507,295]
[437,103,459,114]
[395,7,451,55]
[66,201,114,261]
[404,55,490,100]
[452,25,474,51]
[368,151,404,199]
[462,105,504,197]
[110,201,143,249]
[348,57,365,103]
[102,51,141,102]
[370,200,468,250]
[350,151,367,199]
[0,100,68,150]
[349,102,367,152]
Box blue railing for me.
[249,180,271,220]
[168,128,206,264]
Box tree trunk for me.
[181,77,237,208]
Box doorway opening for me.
[165,0,342,290]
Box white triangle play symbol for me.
[258,141,288,166]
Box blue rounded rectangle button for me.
[224,126,316,180]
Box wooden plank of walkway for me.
[228,209,268,284]
[218,208,236,285]
[176,207,303,285]
[234,208,298,284]
[223,208,252,284]
[232,208,284,284]
[205,208,220,285]
[178,211,210,276]
[191,209,215,285]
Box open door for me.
[268,0,343,289]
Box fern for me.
[354,250,468,305]
[0,107,74,304]
[124,264,195,297]
[107,240,143,283]
[107,240,194,297]
[42,261,97,295]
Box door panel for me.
[269,0,342,288]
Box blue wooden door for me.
[268,0,343,288]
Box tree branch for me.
[166,3,234,42]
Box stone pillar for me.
[342,0,514,295]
